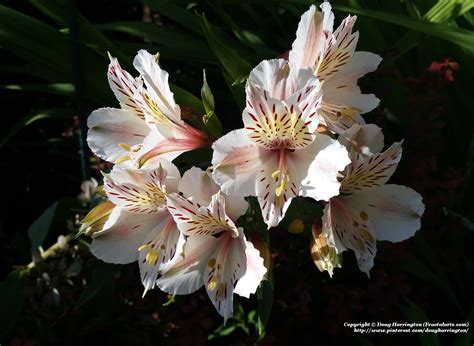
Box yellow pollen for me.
[145,248,159,266]
[271,170,281,180]
[360,211,368,221]
[138,244,148,251]
[115,155,131,164]
[275,178,287,197]
[119,143,131,151]
[207,277,217,291]
[208,258,216,267]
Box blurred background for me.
[0,0,473,345]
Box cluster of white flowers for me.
[82,3,424,320]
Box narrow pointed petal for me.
[341,184,424,242]
[104,160,180,213]
[87,107,149,163]
[316,15,359,82]
[234,237,266,298]
[289,3,334,70]
[166,193,239,237]
[244,81,321,149]
[300,134,350,201]
[255,153,295,228]
[157,235,218,295]
[133,50,181,124]
[322,199,377,277]
[90,207,164,264]
[204,231,246,320]
[138,213,183,295]
[212,129,271,197]
[341,141,403,194]
[338,124,384,156]
[108,55,146,120]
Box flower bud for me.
[310,222,342,277]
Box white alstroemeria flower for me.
[89,159,184,295]
[322,125,425,276]
[157,167,266,320]
[212,59,350,228]
[289,3,382,133]
[87,50,210,166]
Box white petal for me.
[341,184,424,242]
[138,213,182,295]
[255,150,300,228]
[90,207,164,264]
[179,166,219,205]
[323,51,382,115]
[133,50,181,123]
[322,199,377,277]
[289,3,334,70]
[166,193,239,237]
[157,235,218,295]
[234,237,266,298]
[248,59,316,100]
[341,141,403,194]
[204,231,246,320]
[107,55,146,120]
[316,15,358,82]
[338,124,384,156]
[244,81,320,149]
[87,107,150,163]
[180,166,248,221]
[212,129,271,197]
[301,134,350,201]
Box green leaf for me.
[28,201,60,249]
[256,272,274,339]
[96,21,215,64]
[0,270,28,340]
[400,257,462,313]
[201,69,222,137]
[0,5,113,103]
[76,260,118,310]
[400,299,441,346]
[333,5,474,54]
[198,13,253,108]
[27,197,79,249]
[0,108,69,148]
[424,0,474,23]
[142,1,202,34]
[0,83,74,95]
[30,0,130,65]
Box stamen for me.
[138,244,148,251]
[119,143,131,151]
[115,155,131,164]
[145,248,159,266]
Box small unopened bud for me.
[310,222,342,277]
[78,200,115,237]
[288,218,305,234]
